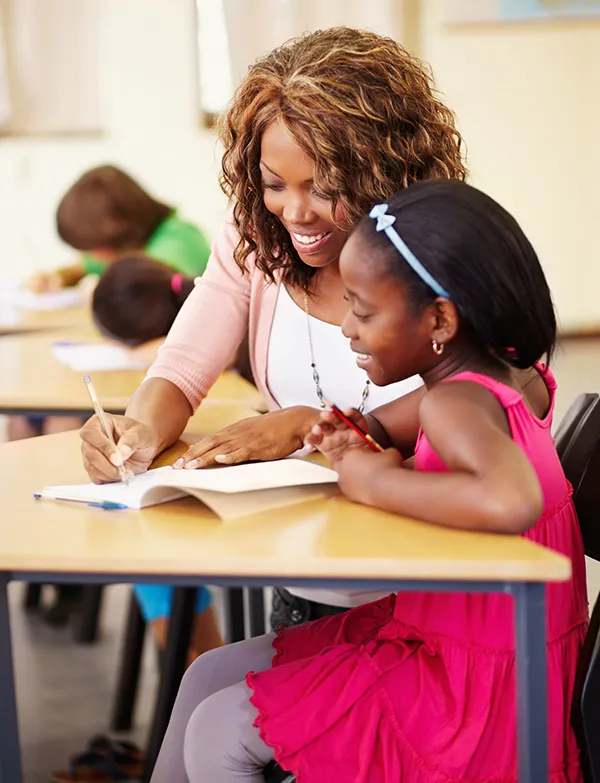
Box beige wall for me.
[421,1,600,330]
[1,0,598,333]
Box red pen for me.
[326,402,385,453]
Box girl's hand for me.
[173,406,319,469]
[80,414,158,484]
[304,407,370,463]
[336,447,403,505]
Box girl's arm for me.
[365,385,424,454]
[337,381,544,534]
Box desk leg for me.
[512,581,548,783]
[143,587,197,781]
[0,575,22,783]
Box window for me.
[0,0,102,136]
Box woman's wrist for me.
[289,405,322,444]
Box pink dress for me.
[247,370,588,782]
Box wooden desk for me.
[0,428,569,782]
[0,331,265,415]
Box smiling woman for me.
[80,27,466,640]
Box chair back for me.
[555,393,600,560]
[556,394,600,782]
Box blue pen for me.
[87,501,129,510]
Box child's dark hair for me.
[56,165,172,252]
[92,255,194,346]
[356,180,556,369]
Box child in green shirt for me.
[27,165,210,291]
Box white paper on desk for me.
[37,460,339,520]
[52,342,150,372]
[12,287,84,311]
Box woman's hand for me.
[304,407,371,463]
[173,406,319,469]
[80,414,159,484]
[336,447,404,505]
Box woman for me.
[81,27,466,629]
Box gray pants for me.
[150,633,276,782]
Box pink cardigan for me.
[147,221,281,411]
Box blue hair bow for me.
[369,204,450,298]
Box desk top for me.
[0,428,571,584]
[0,331,264,413]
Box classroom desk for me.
[0,429,570,783]
[0,331,265,415]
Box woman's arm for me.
[145,222,252,411]
[125,378,192,453]
[334,381,543,534]
[80,223,253,482]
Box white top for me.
[267,283,422,608]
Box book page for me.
[39,466,180,509]
[160,459,338,494]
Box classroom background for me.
[1,1,599,781]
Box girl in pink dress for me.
[151,180,587,783]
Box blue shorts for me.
[133,584,212,623]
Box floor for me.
[4,337,600,783]
[11,584,159,783]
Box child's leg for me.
[150,633,275,783]
[135,585,224,666]
[6,415,42,440]
[184,680,272,782]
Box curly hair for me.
[218,26,467,290]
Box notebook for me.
[36,460,339,520]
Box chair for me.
[555,393,600,782]
[264,761,295,782]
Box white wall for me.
[0,0,227,284]
[421,3,600,331]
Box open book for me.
[36,460,339,520]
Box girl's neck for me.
[421,343,510,390]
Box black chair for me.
[555,393,600,782]
[264,761,295,782]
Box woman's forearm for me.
[126,378,193,455]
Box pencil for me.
[83,374,130,484]
[326,402,385,453]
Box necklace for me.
[303,291,370,413]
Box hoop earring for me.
[432,340,444,356]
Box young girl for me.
[92,253,197,347]
[150,180,587,783]
[92,253,253,380]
